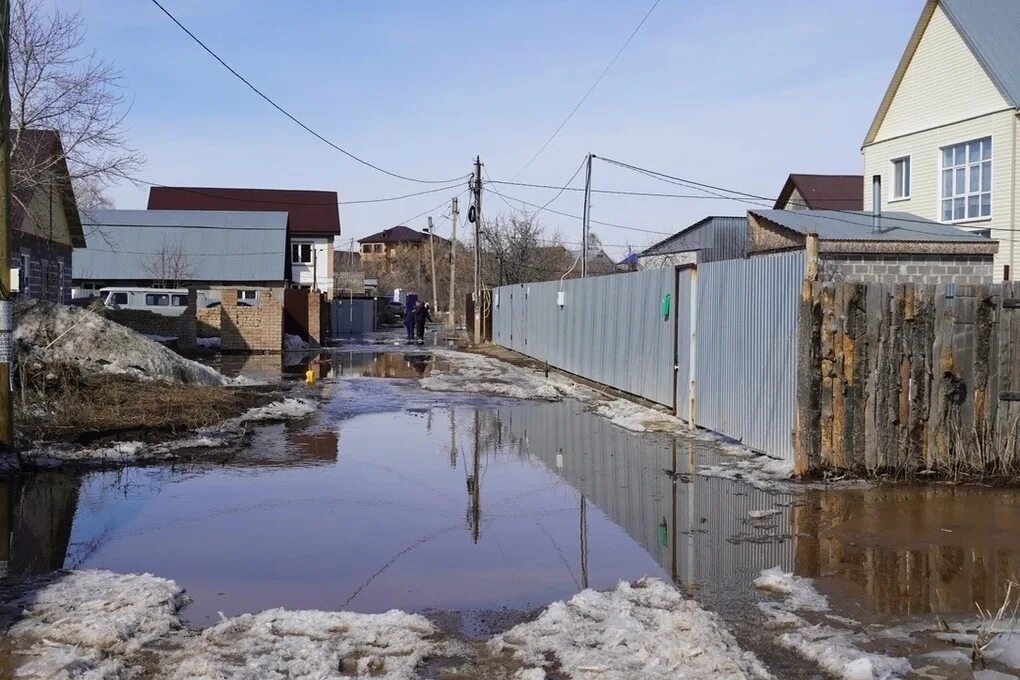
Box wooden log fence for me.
[796,281,1020,476]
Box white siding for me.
[863,110,1018,279]
[290,238,333,293]
[874,5,1010,143]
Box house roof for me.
[11,129,85,247]
[864,0,1020,146]
[749,209,997,244]
[358,225,429,245]
[640,216,746,257]
[774,175,864,211]
[147,186,340,237]
[74,209,289,283]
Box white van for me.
[100,287,192,317]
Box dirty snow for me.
[284,333,313,352]
[754,567,911,680]
[590,397,681,433]
[2,570,460,680]
[16,301,227,385]
[699,455,796,491]
[19,398,317,467]
[196,336,221,349]
[748,509,782,520]
[421,350,585,401]
[492,578,772,679]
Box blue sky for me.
[53,0,924,257]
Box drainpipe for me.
[872,174,882,234]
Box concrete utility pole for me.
[581,153,593,278]
[448,197,458,328]
[472,156,483,345]
[0,0,14,452]
[427,216,438,317]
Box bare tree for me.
[9,0,143,219]
[482,213,571,285]
[144,237,195,288]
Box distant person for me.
[403,301,415,342]
[413,300,432,345]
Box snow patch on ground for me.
[284,333,314,352]
[19,398,317,467]
[2,570,459,680]
[754,567,911,680]
[492,578,773,679]
[196,336,221,349]
[699,455,796,491]
[421,350,586,401]
[590,398,681,433]
[16,301,228,386]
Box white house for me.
[862,0,1020,280]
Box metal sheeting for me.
[682,252,805,459]
[493,268,676,407]
[331,299,376,336]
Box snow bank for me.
[591,398,681,433]
[284,333,312,352]
[3,570,461,680]
[19,398,317,467]
[492,578,772,679]
[754,567,911,680]
[699,455,795,491]
[421,350,577,401]
[16,301,227,385]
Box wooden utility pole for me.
[427,216,438,316]
[0,0,14,452]
[581,153,593,278]
[448,197,458,328]
[472,157,482,345]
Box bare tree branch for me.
[143,236,195,288]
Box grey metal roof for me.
[749,209,996,243]
[74,209,289,282]
[941,0,1020,108]
[641,216,747,262]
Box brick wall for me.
[196,307,221,337]
[220,288,284,353]
[820,253,995,285]
[308,291,322,345]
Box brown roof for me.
[358,225,429,245]
[11,129,84,247]
[147,186,340,237]
[774,174,864,211]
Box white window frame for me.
[291,242,313,264]
[889,155,911,201]
[939,136,992,223]
[238,289,258,301]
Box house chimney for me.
[872,174,882,233]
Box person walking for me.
[413,300,433,345]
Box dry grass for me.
[972,579,1020,668]
[15,360,266,445]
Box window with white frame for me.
[891,156,910,200]
[941,137,991,221]
[291,242,312,264]
[238,289,258,301]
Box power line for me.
[485,184,671,235]
[512,0,661,179]
[148,0,468,185]
[486,178,865,203]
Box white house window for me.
[239,289,258,301]
[891,156,910,199]
[292,243,312,264]
[941,137,991,221]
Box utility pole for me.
[448,197,458,329]
[472,156,483,345]
[427,216,438,317]
[581,153,593,278]
[0,0,14,453]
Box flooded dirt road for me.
[3,347,1020,678]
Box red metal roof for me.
[358,225,428,244]
[774,174,863,211]
[147,186,340,237]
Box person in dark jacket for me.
[413,300,432,344]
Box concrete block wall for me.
[820,254,994,285]
[220,288,284,353]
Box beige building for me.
[862,0,1020,280]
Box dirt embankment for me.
[11,301,298,452]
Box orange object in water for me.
[305,368,315,385]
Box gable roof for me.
[864,0,1020,146]
[11,129,84,247]
[358,225,428,245]
[640,216,746,261]
[750,209,996,245]
[147,186,340,237]
[774,175,864,211]
[74,209,289,283]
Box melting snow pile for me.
[3,570,461,679]
[492,578,773,679]
[16,301,227,385]
[698,453,795,491]
[421,350,588,401]
[21,398,317,467]
[754,567,911,680]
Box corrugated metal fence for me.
[491,252,805,460]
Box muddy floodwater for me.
[3,348,1020,677]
